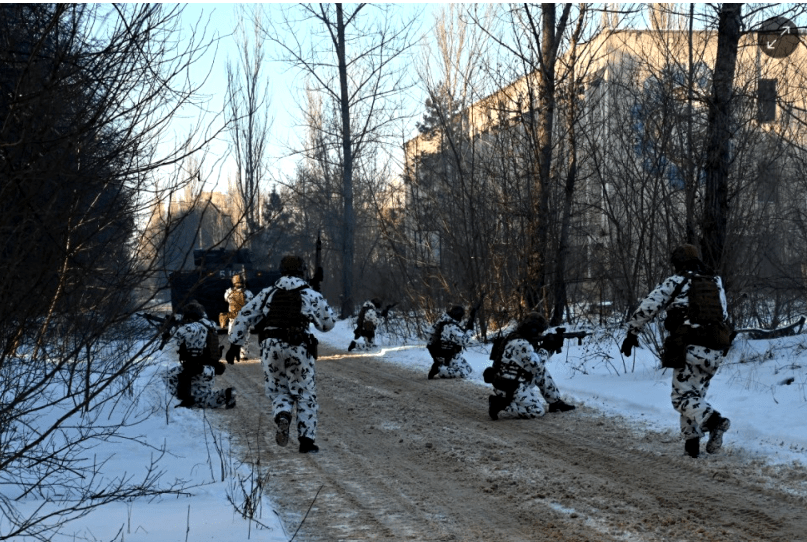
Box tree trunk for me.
[524,4,570,314]
[336,4,355,318]
[551,6,586,326]
[685,3,698,244]
[701,3,741,273]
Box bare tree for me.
[700,3,741,272]
[0,5,225,538]
[226,5,271,255]
[259,3,420,318]
[550,5,592,325]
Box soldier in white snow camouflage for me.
[621,244,733,458]
[426,306,473,380]
[164,301,235,409]
[348,299,381,351]
[227,255,335,454]
[486,313,575,420]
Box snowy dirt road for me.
[211,345,807,541]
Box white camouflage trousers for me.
[261,338,318,440]
[432,354,472,379]
[671,344,726,440]
[493,365,561,419]
[163,365,234,409]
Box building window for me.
[415,231,440,268]
[757,79,777,123]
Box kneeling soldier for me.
[426,305,473,380]
[484,312,575,420]
[164,300,235,409]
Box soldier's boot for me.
[275,412,292,447]
[703,412,731,454]
[175,371,195,408]
[488,395,507,421]
[548,399,576,413]
[299,437,319,454]
[224,388,236,409]
[685,437,701,458]
[348,341,357,352]
[428,362,440,380]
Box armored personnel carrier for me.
[168,248,280,322]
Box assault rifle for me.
[539,327,588,354]
[138,312,179,350]
[734,316,805,340]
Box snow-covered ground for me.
[7,316,807,541]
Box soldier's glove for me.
[620,333,640,356]
[483,367,496,384]
[225,344,241,365]
[159,331,171,350]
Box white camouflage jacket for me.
[174,318,217,357]
[359,300,381,328]
[500,337,550,381]
[227,276,336,347]
[626,273,728,335]
[428,313,470,350]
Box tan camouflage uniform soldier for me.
[221,274,253,361]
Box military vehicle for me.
[168,248,280,322]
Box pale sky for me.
[174,3,435,195]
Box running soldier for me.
[485,312,575,420]
[621,244,733,458]
[226,255,335,454]
[164,300,235,409]
[426,305,473,380]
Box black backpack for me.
[687,274,725,326]
[264,286,307,328]
[357,304,376,333]
[663,272,732,363]
[427,320,460,360]
[202,321,221,363]
[483,332,526,396]
[488,333,509,368]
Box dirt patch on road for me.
[211,344,807,541]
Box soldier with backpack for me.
[620,244,734,458]
[221,273,253,361]
[348,298,382,351]
[426,305,473,380]
[226,255,335,454]
[483,312,575,420]
[163,300,235,409]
